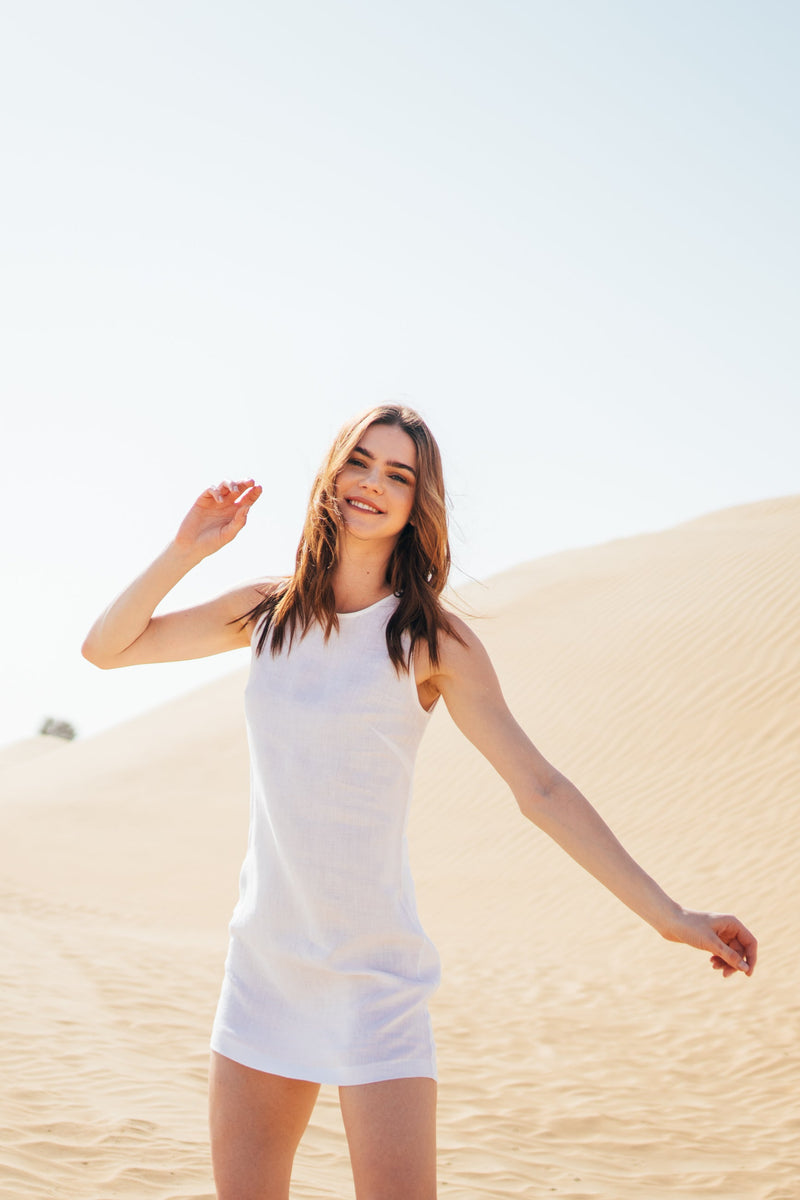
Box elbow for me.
[81,637,116,670]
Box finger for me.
[196,485,220,504]
[210,482,242,505]
[724,921,762,969]
[736,925,758,972]
[711,934,751,976]
[218,479,257,503]
[710,952,739,978]
[204,483,231,504]
[237,484,262,508]
[227,488,261,532]
[713,916,758,974]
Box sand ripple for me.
[2,496,798,1197]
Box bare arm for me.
[82,480,265,669]
[426,619,757,977]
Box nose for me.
[360,465,383,492]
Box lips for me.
[345,496,385,514]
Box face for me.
[335,422,418,544]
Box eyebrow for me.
[352,445,417,477]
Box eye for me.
[391,473,411,485]
[348,457,367,468]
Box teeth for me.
[348,499,381,513]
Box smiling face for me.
[334,422,418,544]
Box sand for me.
[1,495,798,1199]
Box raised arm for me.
[423,618,757,978]
[82,480,265,669]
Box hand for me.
[173,480,262,559]
[664,908,757,978]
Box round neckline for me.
[336,593,398,618]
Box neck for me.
[330,536,396,610]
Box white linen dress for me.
[210,594,441,1085]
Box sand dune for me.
[2,495,798,1199]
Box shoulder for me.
[414,610,492,686]
[217,577,277,614]
[233,575,287,605]
[218,576,288,635]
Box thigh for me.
[339,1076,437,1200]
[209,1050,320,1200]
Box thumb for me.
[712,935,750,974]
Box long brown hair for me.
[243,404,464,671]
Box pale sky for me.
[2,0,798,749]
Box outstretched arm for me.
[426,619,757,978]
[82,480,265,668]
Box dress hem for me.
[210,1030,437,1086]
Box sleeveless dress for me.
[210,594,441,1085]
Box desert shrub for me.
[39,717,77,741]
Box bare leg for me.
[339,1076,437,1200]
[209,1050,320,1200]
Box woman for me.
[82,404,756,1200]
